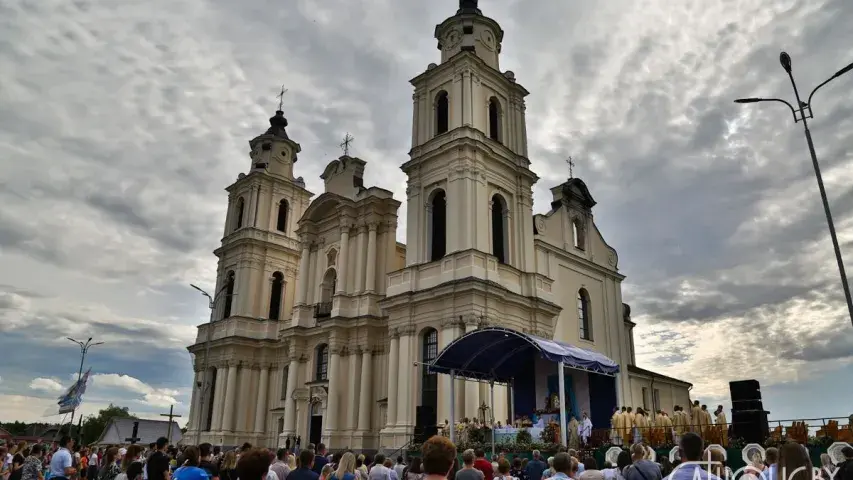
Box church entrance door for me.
[309,415,322,445]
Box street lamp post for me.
[735,52,853,327]
[189,283,233,445]
[66,337,104,441]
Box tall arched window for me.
[235,197,245,231]
[269,272,284,320]
[491,194,507,264]
[222,271,235,319]
[573,219,585,250]
[429,190,447,261]
[435,91,449,136]
[488,97,502,142]
[315,344,329,381]
[276,199,288,232]
[422,328,438,409]
[578,288,592,340]
[204,367,217,431]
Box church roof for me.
[93,418,182,446]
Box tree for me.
[80,404,136,445]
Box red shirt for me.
[474,458,494,480]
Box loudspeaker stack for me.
[729,379,770,443]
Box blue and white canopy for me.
[428,326,620,381]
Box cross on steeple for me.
[566,156,576,179]
[340,132,355,156]
[160,405,182,444]
[277,85,288,111]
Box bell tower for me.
[380,0,560,450]
[404,0,535,270]
[213,109,314,323]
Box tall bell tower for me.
[213,109,314,324]
[379,0,560,451]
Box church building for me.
[184,0,691,452]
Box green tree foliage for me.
[80,404,136,445]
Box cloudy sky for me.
[1,0,852,427]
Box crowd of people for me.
[2,430,853,480]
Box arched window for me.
[573,219,585,250]
[321,269,337,303]
[488,97,502,142]
[222,271,235,319]
[276,199,288,232]
[234,197,245,231]
[422,328,438,409]
[315,344,329,381]
[269,272,284,320]
[429,190,447,262]
[491,194,507,264]
[204,367,217,431]
[578,288,592,340]
[435,91,449,136]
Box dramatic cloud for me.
[0,0,851,422]
[29,378,65,393]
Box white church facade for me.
[184,0,691,452]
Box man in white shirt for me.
[393,457,406,479]
[49,436,77,480]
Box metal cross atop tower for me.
[124,421,141,445]
[566,156,576,179]
[340,132,355,156]
[277,85,288,111]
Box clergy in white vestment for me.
[579,411,593,445]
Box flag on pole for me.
[57,368,91,414]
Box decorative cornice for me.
[389,327,400,339]
[398,324,416,336]
[368,222,379,232]
[329,344,345,355]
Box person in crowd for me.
[368,455,393,480]
[777,443,812,480]
[355,456,368,480]
[319,465,334,480]
[49,436,76,480]
[312,446,329,477]
[146,438,171,480]
[88,447,100,480]
[494,459,515,480]
[330,453,357,480]
[393,458,407,480]
[405,458,423,480]
[383,459,399,480]
[8,442,27,480]
[836,447,853,480]
[472,450,493,480]
[98,448,122,480]
[624,444,660,480]
[234,450,270,480]
[578,459,602,480]
[197,444,219,480]
[172,447,208,480]
[218,453,237,480]
[662,433,716,480]
[510,458,525,480]
[126,462,145,480]
[270,449,290,480]
[763,447,779,480]
[288,450,318,480]
[550,453,577,480]
[566,452,583,476]
[20,444,43,480]
[524,452,546,480]
[455,450,483,480]
[421,436,456,480]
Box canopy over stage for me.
[429,327,620,448]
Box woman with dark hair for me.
[98,448,122,480]
[778,442,813,480]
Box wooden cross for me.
[566,156,576,179]
[340,132,355,156]
[277,85,288,111]
[160,405,182,444]
[125,421,141,445]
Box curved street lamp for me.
[189,283,234,444]
[66,337,104,440]
[735,52,853,328]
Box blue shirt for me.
[50,449,73,477]
[290,467,320,480]
[525,460,547,480]
[174,466,212,480]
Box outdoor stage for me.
[428,326,621,450]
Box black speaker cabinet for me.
[729,379,761,402]
[731,409,769,444]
